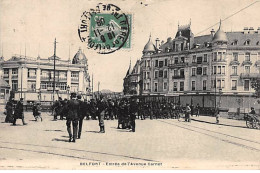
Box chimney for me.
[155,38,160,48]
[210,29,215,37]
[249,27,254,34]
[243,27,249,34]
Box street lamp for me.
[67,85,70,99]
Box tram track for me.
[157,119,260,152]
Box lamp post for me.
[67,85,70,99]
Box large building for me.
[0,48,91,105]
[124,21,260,112]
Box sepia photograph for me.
[0,0,260,170]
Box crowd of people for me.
[5,93,224,143]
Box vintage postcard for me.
[0,0,260,170]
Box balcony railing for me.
[168,63,187,68]
[3,74,9,78]
[242,60,252,66]
[230,60,240,66]
[11,74,18,78]
[240,73,260,79]
[28,75,36,79]
[172,75,185,79]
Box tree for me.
[251,79,260,97]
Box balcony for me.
[168,62,187,68]
[230,60,240,66]
[71,77,79,82]
[172,75,185,79]
[28,75,36,79]
[242,60,252,66]
[3,74,9,78]
[11,74,18,78]
[240,73,260,79]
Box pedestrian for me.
[185,104,191,122]
[13,98,27,125]
[215,107,220,124]
[5,98,14,123]
[66,93,80,142]
[32,102,43,121]
[77,95,85,139]
[96,97,106,133]
[196,103,200,117]
[129,99,137,132]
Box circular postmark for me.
[78,3,130,54]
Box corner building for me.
[132,22,260,111]
[0,48,91,104]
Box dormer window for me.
[244,40,250,45]
[231,40,238,45]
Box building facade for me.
[125,22,260,112]
[0,48,91,104]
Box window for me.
[191,81,195,91]
[143,72,146,79]
[217,80,221,88]
[218,52,222,61]
[232,66,237,75]
[180,82,184,91]
[192,68,196,76]
[147,83,150,90]
[27,81,36,91]
[203,54,208,62]
[41,70,49,79]
[147,72,150,79]
[71,72,79,81]
[244,80,249,91]
[12,80,18,91]
[12,68,18,75]
[59,71,67,79]
[213,52,217,61]
[217,66,221,74]
[28,69,36,78]
[144,61,147,67]
[222,66,225,75]
[232,80,237,90]
[159,70,163,77]
[222,80,225,88]
[244,40,250,45]
[192,55,196,63]
[154,83,158,92]
[71,84,79,92]
[180,69,184,77]
[213,66,216,74]
[147,60,150,67]
[197,67,202,75]
[197,57,202,64]
[155,60,158,67]
[233,53,238,61]
[155,71,158,79]
[4,69,9,76]
[40,82,48,89]
[203,67,207,75]
[0,89,5,99]
[57,83,67,91]
[159,61,163,67]
[231,40,238,45]
[203,80,207,90]
[163,82,167,90]
[245,52,250,61]
[245,66,250,74]
[174,57,178,64]
[174,70,178,76]
[181,57,185,63]
[173,82,177,91]
[164,59,168,66]
[163,70,168,78]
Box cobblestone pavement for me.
[0,112,259,169]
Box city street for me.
[0,112,259,169]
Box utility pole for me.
[53,38,57,104]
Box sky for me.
[1,0,260,92]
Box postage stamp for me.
[78,3,131,54]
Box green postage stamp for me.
[78,3,132,54]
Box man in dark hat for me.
[5,98,14,123]
[77,95,85,139]
[96,98,106,133]
[13,98,27,125]
[129,99,137,132]
[66,93,80,142]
